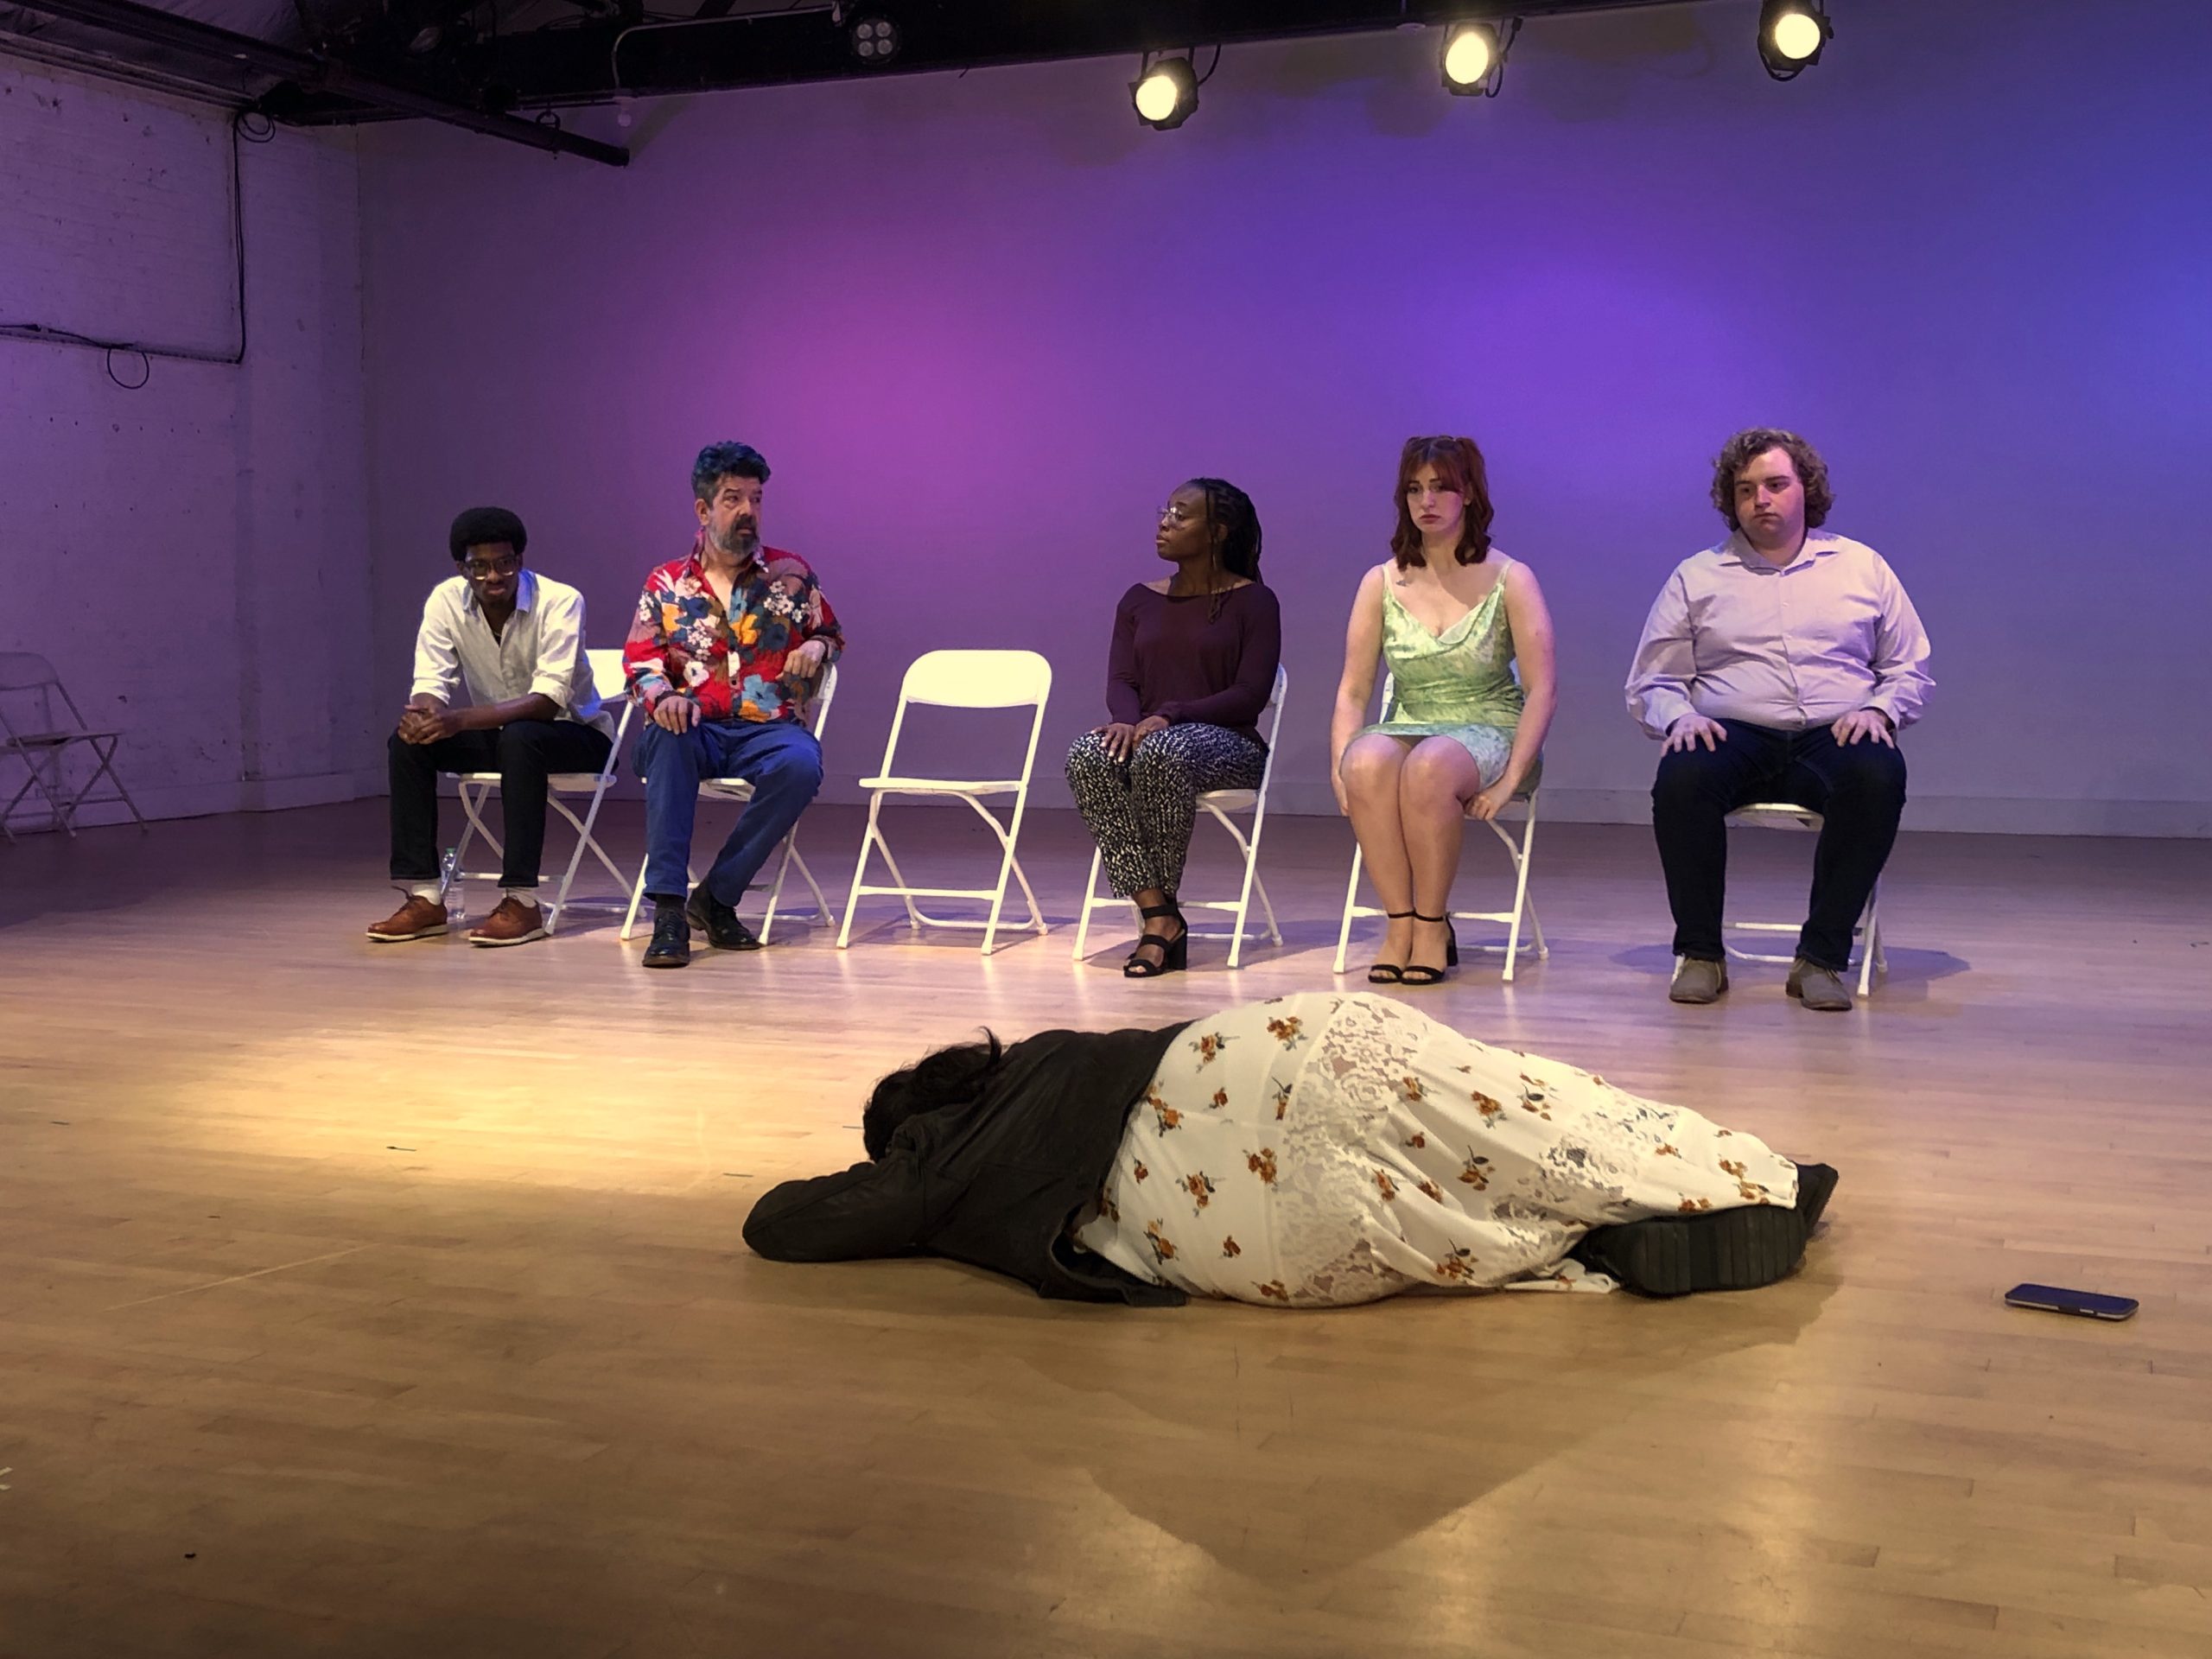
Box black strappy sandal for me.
[1399,912,1459,987]
[1123,903,1189,978]
[1368,910,1414,984]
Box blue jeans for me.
[638,717,824,906]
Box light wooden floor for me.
[3,799,2209,1658]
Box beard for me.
[714,519,760,557]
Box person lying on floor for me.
[742,991,1838,1306]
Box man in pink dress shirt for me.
[1625,429,1934,1011]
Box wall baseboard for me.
[802,774,2212,839]
[30,773,2211,839]
[26,767,385,831]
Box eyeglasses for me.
[462,552,523,578]
[1158,505,1194,525]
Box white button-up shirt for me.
[1624,531,1934,739]
[410,570,614,739]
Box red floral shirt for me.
[622,537,844,723]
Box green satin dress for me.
[1357,556,1537,788]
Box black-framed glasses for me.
[462,552,523,578]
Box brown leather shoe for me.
[468,895,548,948]
[367,894,448,942]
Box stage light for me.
[1440,18,1518,99]
[1758,1,1832,80]
[849,13,899,66]
[1132,55,1199,130]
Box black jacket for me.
[742,1022,1189,1306]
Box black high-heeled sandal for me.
[1399,912,1459,987]
[1368,911,1414,984]
[1123,903,1189,978]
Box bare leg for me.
[1341,734,1416,970]
[1400,738,1487,975]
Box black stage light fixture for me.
[1132,52,1200,130]
[1758,0,1833,79]
[1440,17,1519,98]
[849,13,900,67]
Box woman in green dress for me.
[1329,435,1558,985]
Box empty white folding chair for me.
[620,664,842,944]
[0,652,148,839]
[838,649,1052,957]
[1072,664,1288,969]
[1332,671,1548,981]
[1723,803,1886,997]
[437,647,635,931]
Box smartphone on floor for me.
[2004,1283,2139,1321]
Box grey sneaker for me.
[1787,958,1853,1011]
[1669,956,1728,1004]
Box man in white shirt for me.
[368,507,616,947]
[1625,429,1933,1010]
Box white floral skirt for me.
[1071,992,1797,1306]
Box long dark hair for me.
[1185,476,1262,620]
[1389,435,1494,568]
[861,1033,1005,1159]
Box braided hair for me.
[1187,476,1262,619]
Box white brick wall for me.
[0,65,239,353]
[1,58,377,828]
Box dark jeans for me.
[638,716,823,906]
[1651,719,1907,971]
[389,720,613,889]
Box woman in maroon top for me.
[1065,479,1282,976]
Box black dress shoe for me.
[686,885,761,951]
[642,906,692,969]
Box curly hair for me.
[692,441,771,504]
[448,505,526,562]
[1390,435,1494,567]
[861,1033,1005,1160]
[1710,428,1833,531]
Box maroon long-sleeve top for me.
[1104,582,1282,747]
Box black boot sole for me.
[1579,1202,1808,1298]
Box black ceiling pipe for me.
[14,0,629,163]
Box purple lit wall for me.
[3,61,373,823]
[357,0,2212,834]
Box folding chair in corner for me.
[837,648,1052,957]
[0,652,148,839]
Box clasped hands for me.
[396,702,461,744]
[1092,714,1170,763]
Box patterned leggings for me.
[1065,723,1268,899]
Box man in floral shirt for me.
[625,442,844,968]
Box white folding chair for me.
[1723,803,1886,997]
[1072,664,1288,969]
[1332,671,1548,981]
[0,652,148,839]
[437,647,635,931]
[619,664,842,944]
[837,649,1052,957]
